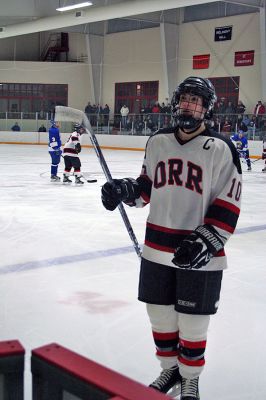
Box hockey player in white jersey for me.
[101,76,242,400]
[63,124,85,185]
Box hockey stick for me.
[70,173,97,183]
[251,157,262,163]
[55,106,142,259]
[240,157,262,164]
[83,177,97,183]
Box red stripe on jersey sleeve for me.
[204,217,235,233]
[213,198,240,215]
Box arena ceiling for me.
[0,0,264,38]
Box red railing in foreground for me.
[0,340,25,400]
[31,342,170,400]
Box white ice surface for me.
[0,144,265,399]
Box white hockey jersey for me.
[63,131,81,157]
[134,127,242,271]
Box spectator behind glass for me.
[120,104,129,129]
[254,100,265,116]
[254,100,266,131]
[242,114,250,128]
[38,124,47,132]
[151,101,161,127]
[236,100,246,125]
[11,122,21,132]
[85,102,93,116]
[225,101,236,127]
[225,101,236,115]
[221,117,232,137]
[103,104,110,125]
[215,97,226,114]
[236,100,246,116]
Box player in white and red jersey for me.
[63,124,85,184]
[101,77,242,400]
[262,137,266,172]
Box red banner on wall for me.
[234,50,254,67]
[193,54,210,69]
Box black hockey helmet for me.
[171,76,217,130]
[74,123,85,134]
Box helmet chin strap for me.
[178,115,203,133]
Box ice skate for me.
[180,376,200,400]
[63,174,72,184]
[247,166,252,171]
[149,366,181,396]
[75,176,84,185]
[50,175,61,182]
[262,167,266,172]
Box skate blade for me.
[167,383,181,398]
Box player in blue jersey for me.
[48,120,62,182]
[231,130,251,171]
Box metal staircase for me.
[41,32,69,61]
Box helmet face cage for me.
[74,123,85,134]
[171,77,217,129]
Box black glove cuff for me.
[195,225,224,255]
[118,178,141,202]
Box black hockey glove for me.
[172,224,225,269]
[75,143,81,153]
[101,178,141,211]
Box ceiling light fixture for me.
[56,2,93,12]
